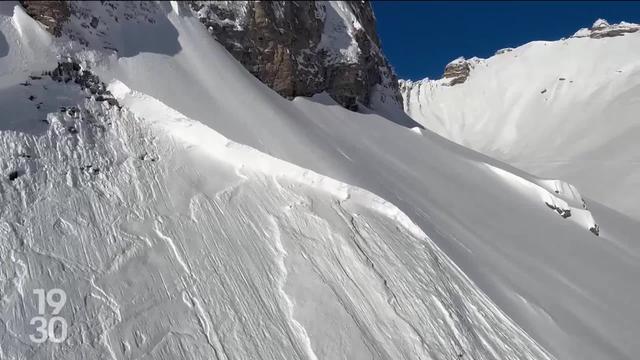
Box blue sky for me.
[371,1,640,80]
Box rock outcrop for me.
[19,1,403,112]
[441,57,484,86]
[44,61,119,107]
[573,19,640,39]
[495,48,513,55]
[188,1,402,110]
[442,57,472,86]
[400,57,484,91]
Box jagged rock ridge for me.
[401,19,639,90]
[573,19,640,39]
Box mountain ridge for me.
[400,18,640,220]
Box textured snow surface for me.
[2,3,640,360]
[0,87,551,360]
[401,28,640,220]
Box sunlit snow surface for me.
[1,2,640,360]
[401,28,640,221]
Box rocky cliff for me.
[572,19,640,39]
[188,1,401,110]
[440,57,485,86]
[19,0,403,112]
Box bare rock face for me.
[191,2,324,101]
[19,1,70,36]
[441,57,484,86]
[442,58,472,86]
[189,1,402,111]
[573,19,640,39]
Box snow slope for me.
[2,3,640,360]
[0,81,551,360]
[400,20,640,220]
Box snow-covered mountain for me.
[400,19,640,221]
[2,2,640,360]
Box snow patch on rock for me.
[317,1,362,64]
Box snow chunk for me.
[592,18,610,29]
[485,164,598,235]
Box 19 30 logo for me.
[29,289,68,343]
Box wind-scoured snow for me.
[2,3,640,360]
[0,79,551,359]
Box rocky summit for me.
[572,18,640,39]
